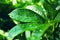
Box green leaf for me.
[31,30,42,40]
[46,0,58,6]
[7,23,40,40]
[8,23,51,40]
[26,5,47,19]
[30,23,50,40]
[54,12,60,22]
[43,1,57,19]
[9,8,43,22]
[8,24,25,40]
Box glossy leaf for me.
[26,5,47,19]
[7,23,40,40]
[55,12,60,22]
[8,24,25,40]
[9,8,43,22]
[8,23,50,40]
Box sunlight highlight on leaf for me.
[12,0,17,5]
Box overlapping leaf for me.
[26,5,47,19]
[8,24,25,40]
[9,8,43,22]
[8,23,50,40]
[8,23,41,40]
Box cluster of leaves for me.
[0,0,60,40]
[7,0,60,40]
